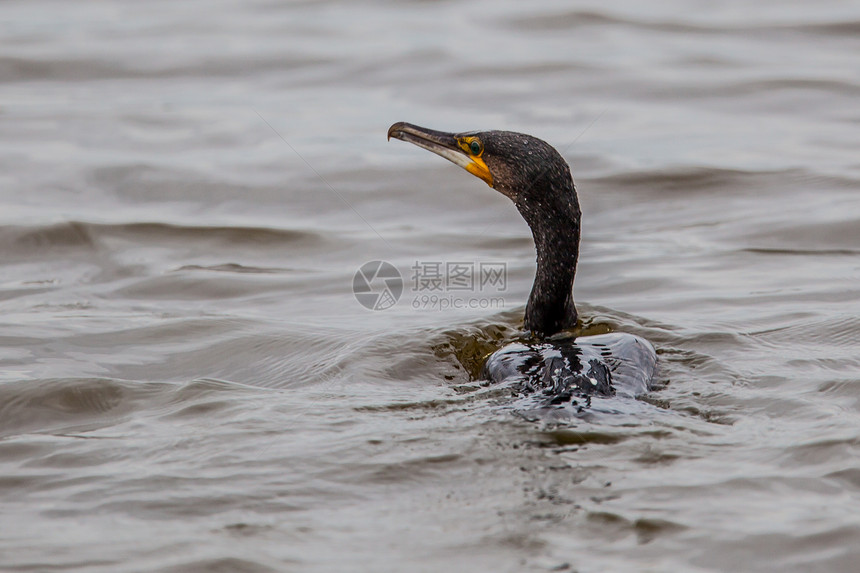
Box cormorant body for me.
[387,122,656,416]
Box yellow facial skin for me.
[456,136,493,187]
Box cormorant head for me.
[387,122,573,204]
[388,122,581,336]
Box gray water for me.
[2,1,860,571]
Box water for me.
[1,0,859,571]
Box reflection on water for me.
[1,0,859,571]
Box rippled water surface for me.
[2,1,860,571]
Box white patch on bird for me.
[540,347,563,361]
[589,377,598,385]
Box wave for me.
[0,220,324,256]
[0,54,329,83]
[588,167,860,195]
[506,9,860,39]
[0,376,262,438]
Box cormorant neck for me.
[516,175,581,338]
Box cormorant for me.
[388,122,656,416]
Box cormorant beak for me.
[387,122,493,187]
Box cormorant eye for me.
[470,140,482,155]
